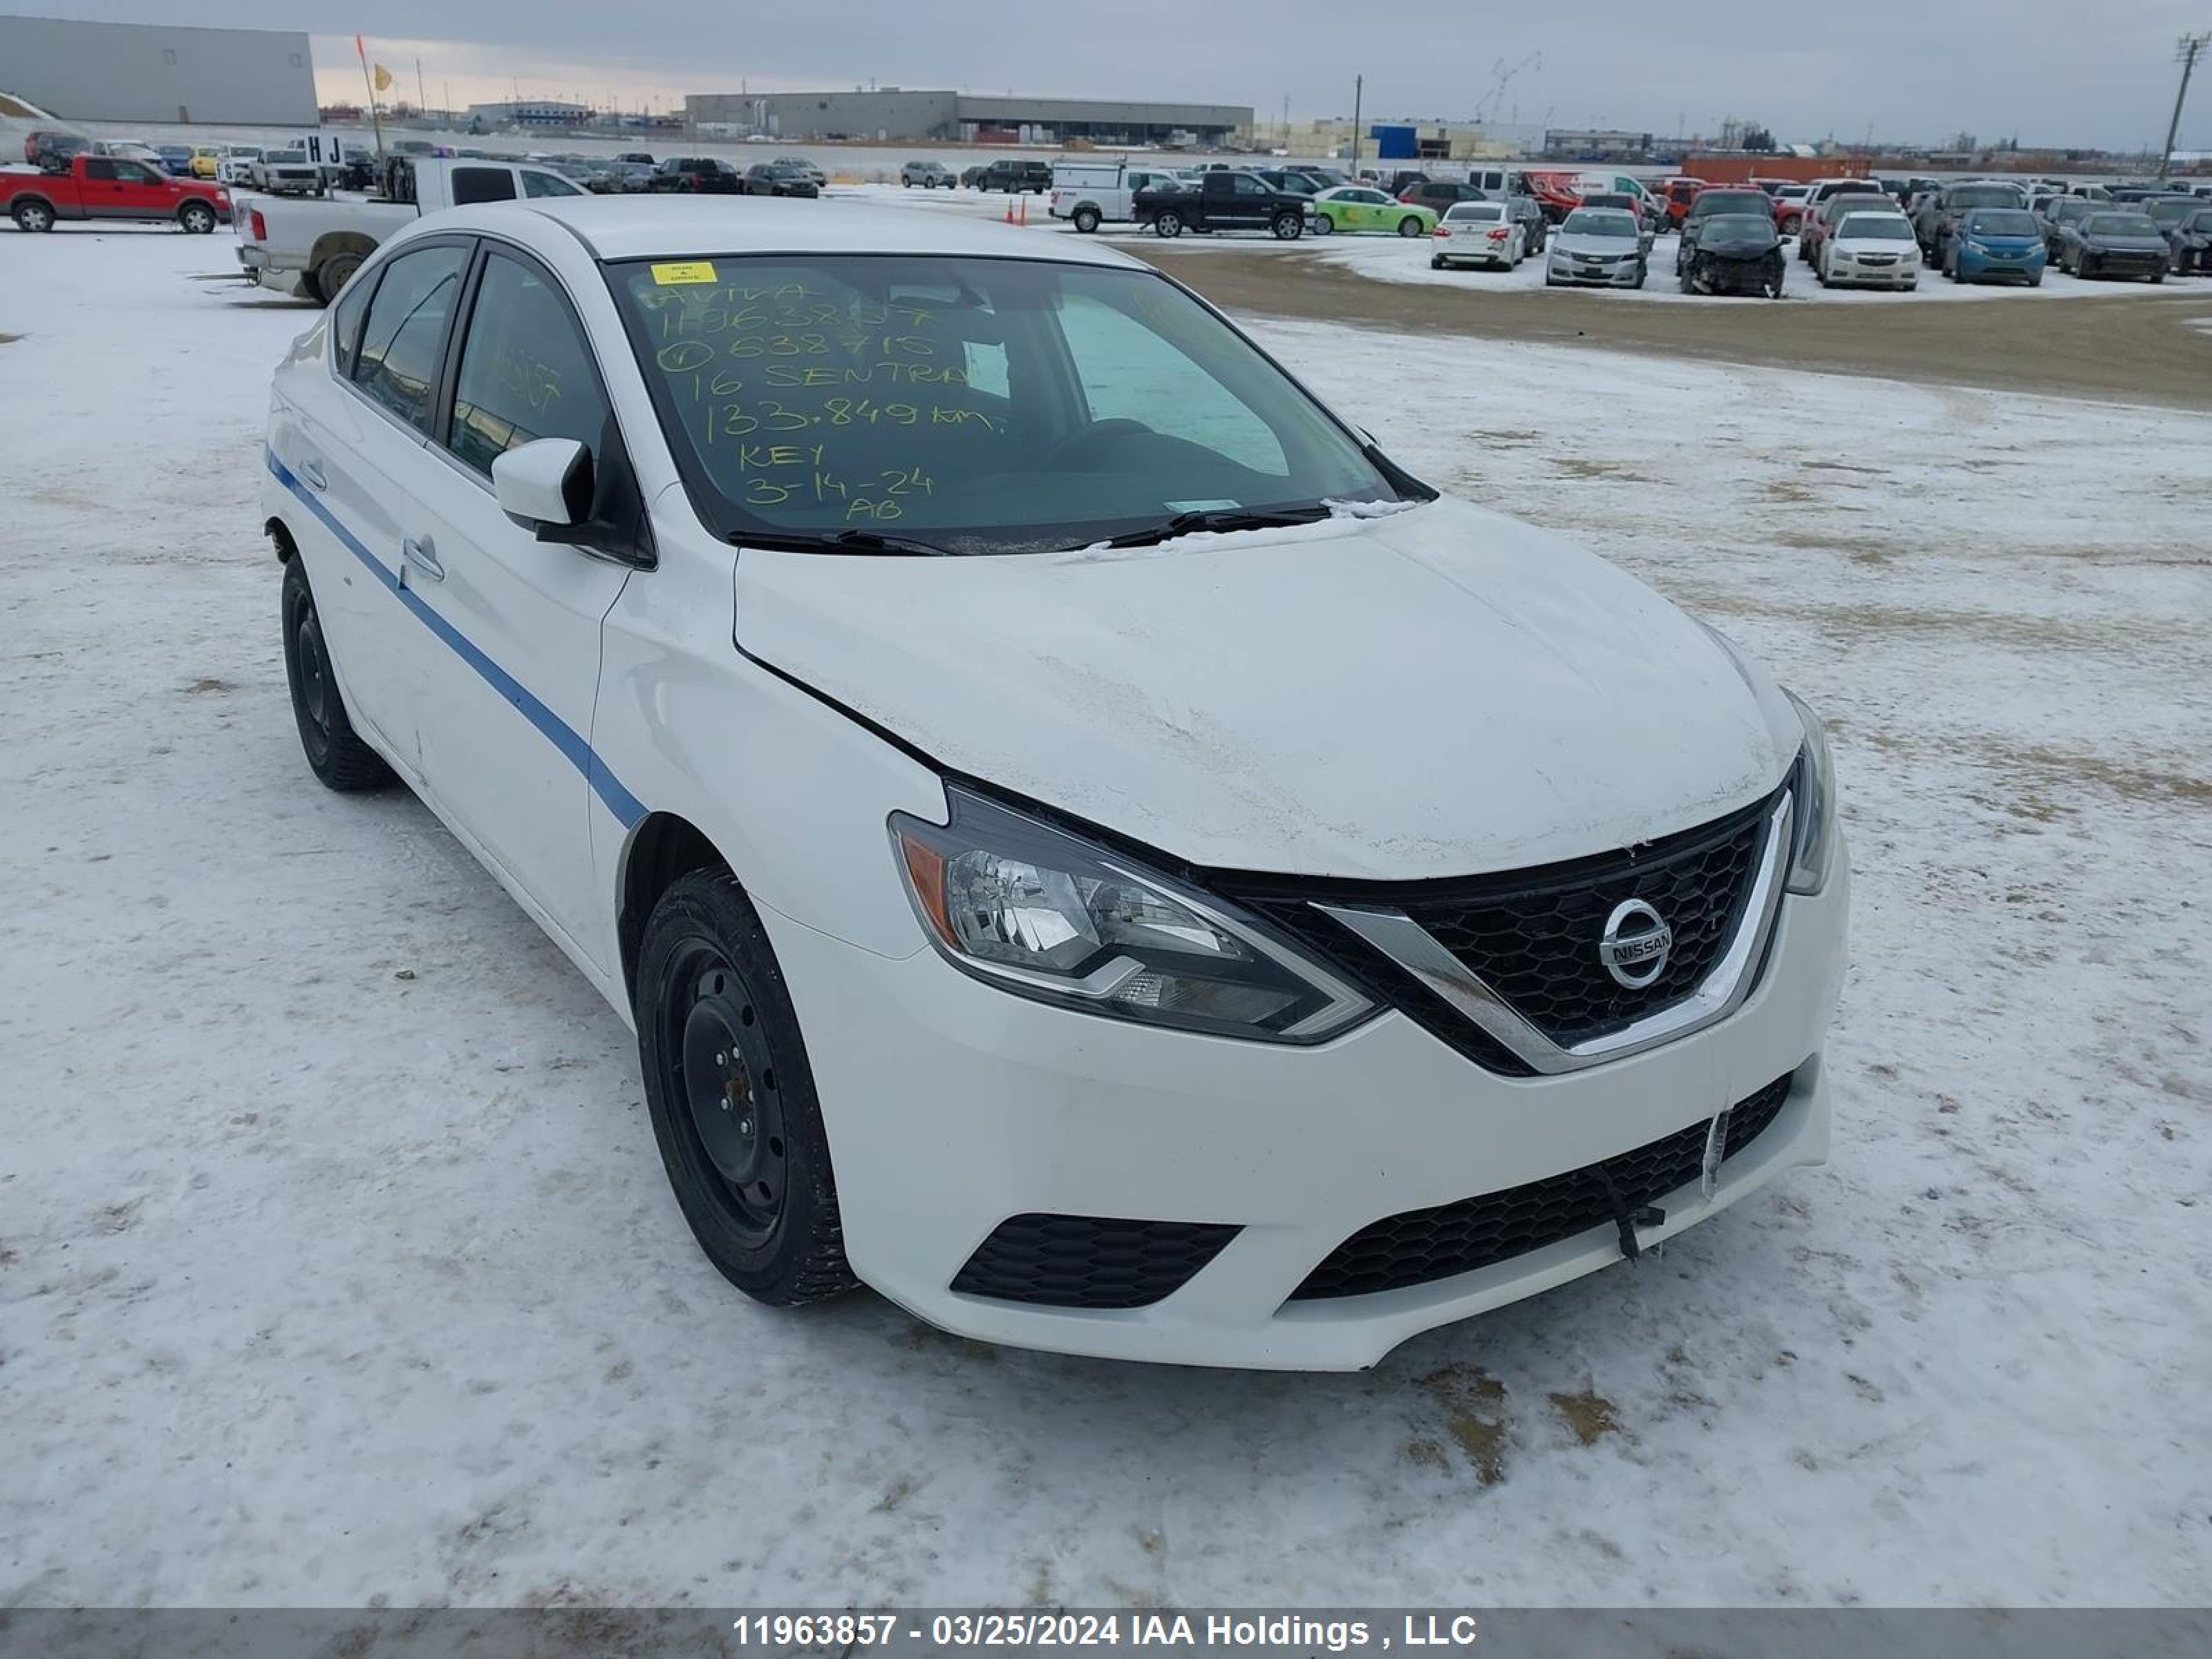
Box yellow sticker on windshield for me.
[650,261,719,285]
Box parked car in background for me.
[651,157,742,194]
[959,163,991,188]
[1913,180,2028,264]
[1256,168,1336,197]
[153,144,196,176]
[1680,212,1785,296]
[1308,185,1435,237]
[1049,159,1182,232]
[744,162,819,198]
[21,129,91,169]
[981,159,1052,194]
[1138,171,1309,238]
[238,156,583,303]
[2165,206,2212,274]
[1430,200,1524,270]
[1806,178,1884,210]
[1504,189,1550,254]
[249,146,324,196]
[1815,209,1921,289]
[2036,195,2100,256]
[1545,206,1649,288]
[1943,207,2046,285]
[1677,187,1777,274]
[1399,180,1489,214]
[3,153,230,234]
[615,151,657,166]
[773,156,827,188]
[2142,194,2204,236]
[259,198,1846,1368]
[2054,209,2171,281]
[597,161,657,194]
[1658,176,1705,227]
[901,160,956,188]
[187,145,225,179]
[1799,192,1892,266]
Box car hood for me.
[731,498,1800,879]
[2086,233,2168,251]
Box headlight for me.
[1783,691,1838,894]
[891,787,1374,1042]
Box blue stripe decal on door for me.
[268,447,648,830]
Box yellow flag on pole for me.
[372,64,393,93]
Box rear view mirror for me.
[492,438,592,533]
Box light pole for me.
[2162,32,2209,180]
[1349,74,1362,174]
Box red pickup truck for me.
[3,154,232,234]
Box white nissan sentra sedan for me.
[261,197,1847,1369]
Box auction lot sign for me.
[1,1610,2206,1658]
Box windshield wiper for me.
[1100,505,1334,550]
[729,527,954,557]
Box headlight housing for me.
[891,787,1374,1043]
[1783,691,1839,894]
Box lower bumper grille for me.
[951,1213,1240,1309]
[1287,1070,1796,1301]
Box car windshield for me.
[1703,214,1774,241]
[1837,214,1914,240]
[1696,194,1768,215]
[608,254,1405,555]
[1951,186,2022,209]
[2086,214,2157,236]
[1562,209,1636,236]
[2189,211,2212,231]
[1967,211,2039,236]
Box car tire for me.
[2151,268,2165,284]
[1273,211,1303,239]
[1073,205,1100,234]
[281,559,394,792]
[1396,215,1423,238]
[1633,259,1647,289]
[637,868,857,1309]
[2029,271,2044,288]
[1430,254,1444,270]
[12,198,55,233]
[1309,213,1331,235]
[178,201,216,234]
[1154,209,1183,238]
[316,251,364,304]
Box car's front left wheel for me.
[637,870,857,1307]
[281,559,394,791]
[178,201,216,234]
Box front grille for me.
[1288,1070,1795,1301]
[1231,789,1779,1072]
[950,1213,1239,1309]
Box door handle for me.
[401,535,444,582]
[299,458,327,491]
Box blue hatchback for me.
[1949,208,2047,285]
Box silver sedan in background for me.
[1546,207,1650,289]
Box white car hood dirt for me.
[733,498,1801,879]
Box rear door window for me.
[445,249,613,475]
[351,243,470,433]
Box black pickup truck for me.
[1133,171,1307,238]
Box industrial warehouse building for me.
[0,13,317,127]
[685,88,1253,147]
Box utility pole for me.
[2162,32,2209,180]
[415,57,427,118]
[1350,73,1362,174]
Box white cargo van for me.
[1049,158,1184,232]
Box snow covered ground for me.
[3,226,2209,1609]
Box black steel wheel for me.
[637,870,856,1306]
[280,558,393,791]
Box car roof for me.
[455,195,1148,268]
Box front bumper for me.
[1958,251,2045,282]
[1824,258,1918,288]
[1548,256,1642,286]
[762,854,1849,1369]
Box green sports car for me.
[1309,186,1440,238]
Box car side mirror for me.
[492,437,592,534]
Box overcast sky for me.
[28,1,2212,153]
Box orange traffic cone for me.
[1004,198,1015,225]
